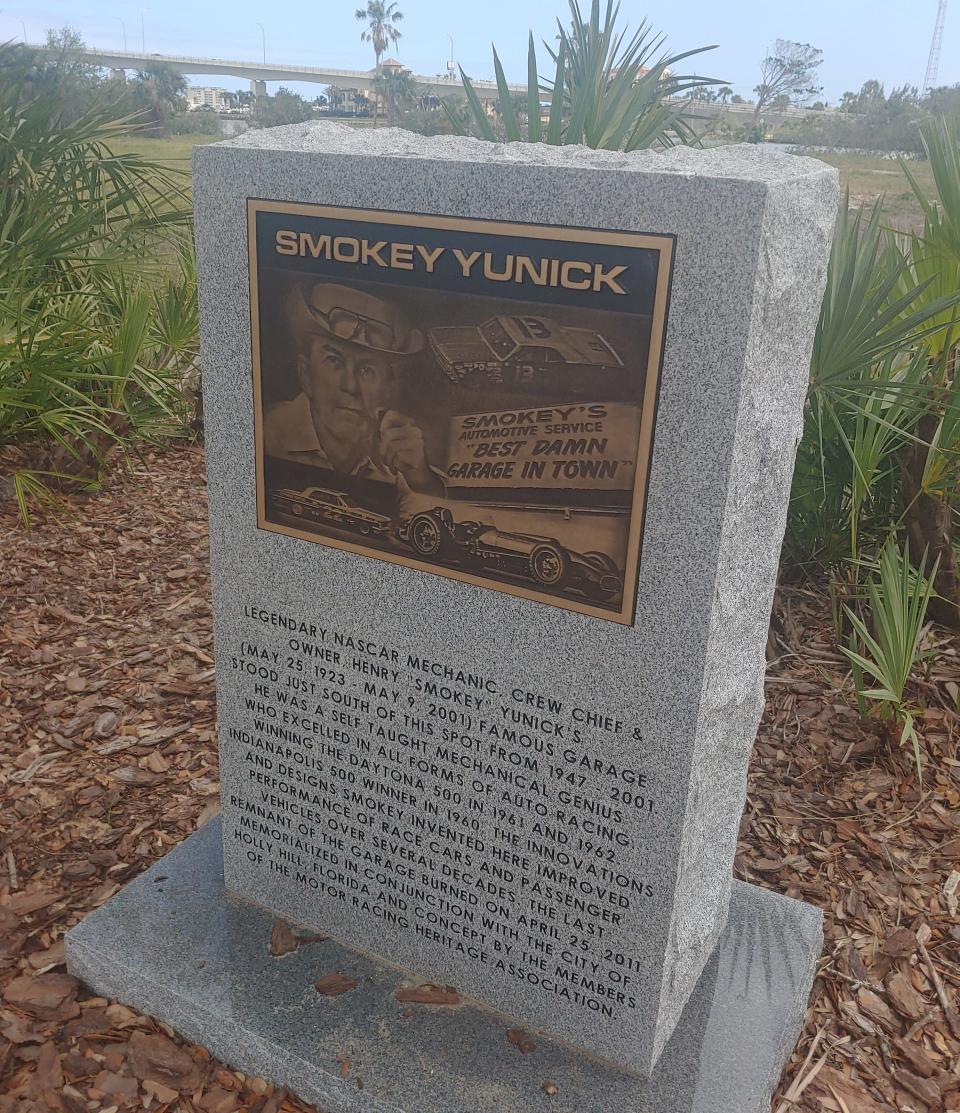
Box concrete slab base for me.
[66,820,821,1113]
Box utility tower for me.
[924,0,948,93]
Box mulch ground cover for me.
[1,446,959,1113]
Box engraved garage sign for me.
[249,201,673,624]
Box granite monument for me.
[67,122,838,1111]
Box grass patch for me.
[801,151,937,232]
[108,132,220,179]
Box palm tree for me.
[355,1,404,126]
[374,66,417,125]
[131,63,188,129]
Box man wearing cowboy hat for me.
[264,281,444,504]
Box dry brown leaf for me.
[857,988,900,1033]
[199,1085,241,1112]
[882,928,918,958]
[31,1040,63,1093]
[108,765,160,787]
[506,1028,537,1054]
[894,1068,943,1108]
[3,973,79,1019]
[126,1029,203,1092]
[269,918,298,957]
[314,973,357,997]
[143,1078,180,1103]
[896,1037,936,1078]
[4,890,62,916]
[886,970,927,1021]
[0,1015,44,1044]
[394,983,461,1006]
[26,939,66,970]
[92,1069,140,1102]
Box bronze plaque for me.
[248,201,673,624]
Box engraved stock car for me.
[270,486,392,536]
[429,315,623,391]
[396,507,623,601]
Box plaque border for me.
[247,199,675,626]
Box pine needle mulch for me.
[1,446,959,1113]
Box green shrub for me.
[774,119,960,771]
[0,44,198,521]
[168,111,221,136]
[841,539,938,779]
[442,0,721,149]
[786,121,960,633]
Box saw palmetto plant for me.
[901,115,960,268]
[788,124,960,604]
[0,44,198,522]
[787,118,960,770]
[841,540,939,779]
[788,198,960,570]
[443,0,721,149]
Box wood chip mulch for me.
[1,446,959,1112]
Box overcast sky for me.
[15,0,958,103]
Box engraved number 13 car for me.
[429,315,623,392]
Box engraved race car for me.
[429,315,623,391]
[396,507,623,601]
[271,486,392,536]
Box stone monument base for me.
[66,821,820,1113]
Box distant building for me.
[322,86,370,116]
[187,86,231,111]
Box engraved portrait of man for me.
[263,281,445,505]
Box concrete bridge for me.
[30,44,824,122]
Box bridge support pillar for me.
[251,79,267,98]
[109,68,126,82]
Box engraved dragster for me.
[429,315,623,391]
[396,507,623,601]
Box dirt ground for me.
[2,447,959,1112]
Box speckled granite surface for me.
[67,820,822,1113]
[181,125,836,1074]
